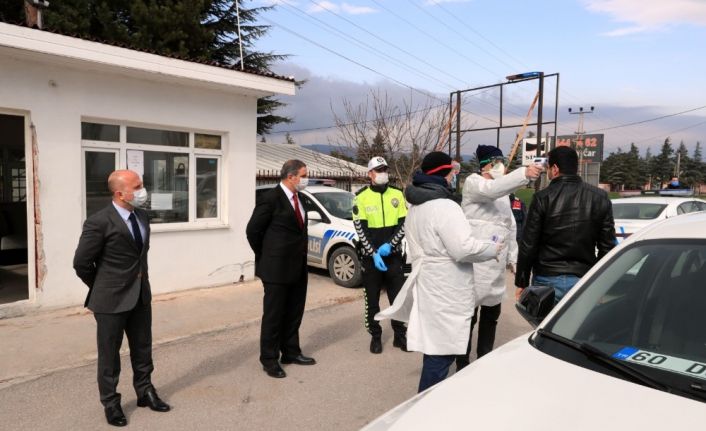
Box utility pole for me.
[568,106,594,180]
[24,0,50,29]
[235,0,245,71]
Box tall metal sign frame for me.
[448,72,560,162]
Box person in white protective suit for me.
[455,145,543,371]
[375,151,502,393]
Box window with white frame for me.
[81,121,223,226]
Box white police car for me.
[256,184,362,287]
[613,196,706,242]
[363,211,706,430]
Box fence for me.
[256,169,369,192]
[579,162,601,187]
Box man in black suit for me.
[74,170,170,427]
[246,159,317,378]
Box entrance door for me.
[0,114,28,304]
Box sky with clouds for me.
[254,0,706,157]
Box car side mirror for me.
[307,211,322,223]
[515,285,555,327]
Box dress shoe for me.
[280,354,317,365]
[137,389,171,412]
[370,336,382,354]
[105,405,127,427]
[393,334,410,352]
[263,363,287,378]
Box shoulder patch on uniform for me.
[355,186,369,196]
[391,198,400,208]
[353,205,359,215]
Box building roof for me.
[257,143,368,177]
[0,22,295,97]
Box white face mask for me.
[373,172,389,185]
[295,177,308,191]
[127,187,148,207]
[488,163,505,179]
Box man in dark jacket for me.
[246,160,316,379]
[514,146,616,303]
[509,193,527,242]
[74,170,170,427]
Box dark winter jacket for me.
[406,171,456,205]
[515,175,616,287]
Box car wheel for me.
[327,246,362,288]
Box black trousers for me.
[260,269,308,366]
[362,254,406,338]
[455,303,502,370]
[93,298,154,408]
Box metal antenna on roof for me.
[235,1,245,71]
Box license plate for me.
[613,347,706,381]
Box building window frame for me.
[81,120,227,232]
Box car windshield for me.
[612,203,667,220]
[313,192,354,220]
[543,240,706,400]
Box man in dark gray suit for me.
[246,160,316,379]
[74,170,170,427]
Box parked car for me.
[255,184,362,287]
[363,211,706,430]
[613,196,706,241]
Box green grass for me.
[515,188,535,205]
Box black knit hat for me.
[421,151,454,177]
[476,145,504,168]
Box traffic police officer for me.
[353,157,408,354]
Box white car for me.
[613,196,706,241]
[363,211,706,430]
[256,184,362,287]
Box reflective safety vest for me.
[353,185,407,228]
[352,185,407,255]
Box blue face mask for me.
[671,180,679,187]
[450,174,457,190]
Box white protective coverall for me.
[462,167,529,307]
[376,196,497,355]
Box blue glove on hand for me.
[373,252,388,272]
[378,243,393,257]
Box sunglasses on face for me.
[373,167,389,173]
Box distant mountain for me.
[302,144,343,155]
[303,144,475,162]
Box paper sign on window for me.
[150,193,173,210]
[127,150,144,178]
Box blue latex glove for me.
[373,252,388,272]
[378,243,392,257]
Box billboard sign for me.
[556,134,604,163]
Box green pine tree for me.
[650,138,675,188]
[0,1,293,135]
[681,142,703,188]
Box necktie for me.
[292,193,304,229]
[128,212,144,253]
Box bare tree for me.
[328,91,447,186]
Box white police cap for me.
[367,156,388,171]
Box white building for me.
[0,23,295,315]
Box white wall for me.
[0,54,259,310]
